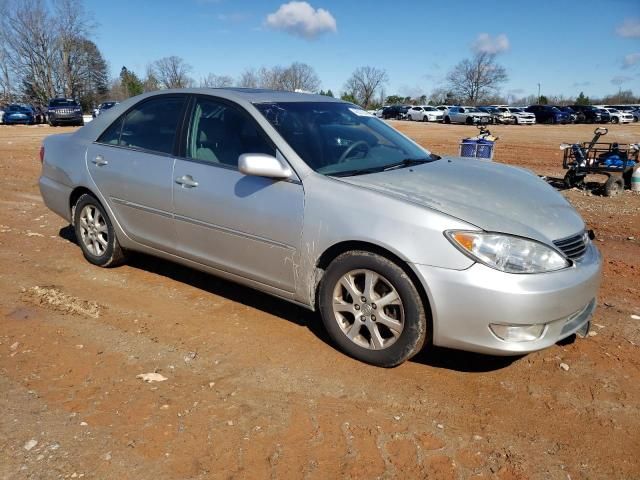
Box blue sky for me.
[86,0,640,99]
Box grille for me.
[553,232,587,260]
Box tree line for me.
[0,0,636,111]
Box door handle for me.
[92,155,108,166]
[175,175,199,188]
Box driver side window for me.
[187,98,274,166]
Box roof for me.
[72,87,347,142]
[153,87,345,104]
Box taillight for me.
[39,145,44,164]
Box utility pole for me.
[537,83,541,104]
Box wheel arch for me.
[69,186,97,225]
[312,240,434,342]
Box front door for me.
[172,96,304,293]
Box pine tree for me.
[575,91,590,105]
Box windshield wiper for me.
[328,156,438,178]
[382,157,435,171]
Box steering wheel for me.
[338,140,370,163]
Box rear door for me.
[86,95,187,252]
[172,95,304,292]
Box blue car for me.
[3,104,35,125]
[526,105,570,124]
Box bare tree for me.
[151,56,193,89]
[53,0,94,97]
[0,0,59,103]
[142,65,160,92]
[445,52,507,105]
[238,68,259,88]
[280,62,320,92]
[200,73,234,88]
[343,66,389,108]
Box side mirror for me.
[238,153,292,179]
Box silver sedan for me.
[39,89,601,366]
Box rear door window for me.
[98,96,186,154]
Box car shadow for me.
[58,225,328,337]
[59,224,525,373]
[410,346,521,372]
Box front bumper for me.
[4,116,34,124]
[49,112,83,123]
[412,242,601,355]
[515,116,536,124]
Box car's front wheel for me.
[319,251,427,367]
[73,194,127,267]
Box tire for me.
[318,251,428,367]
[444,116,451,124]
[73,193,127,267]
[549,116,556,125]
[422,115,428,122]
[514,117,519,125]
[563,170,584,189]
[603,176,623,197]
[612,117,619,124]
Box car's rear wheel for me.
[74,194,127,267]
[422,115,428,122]
[319,251,427,367]
[612,117,619,124]
[444,116,450,124]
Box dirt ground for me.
[0,122,639,480]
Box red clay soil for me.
[0,123,639,479]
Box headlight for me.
[446,231,570,274]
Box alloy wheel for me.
[332,269,404,350]
[79,204,108,256]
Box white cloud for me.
[471,33,509,54]
[265,1,337,39]
[623,52,640,68]
[611,75,634,86]
[616,18,640,38]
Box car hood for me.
[338,157,585,244]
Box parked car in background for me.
[0,107,4,124]
[443,106,491,124]
[630,108,640,123]
[407,105,444,122]
[380,105,409,120]
[525,105,570,124]
[3,104,35,125]
[568,105,604,123]
[596,109,611,123]
[478,106,514,124]
[47,98,84,126]
[601,107,633,124]
[554,106,582,123]
[38,88,602,366]
[507,107,536,125]
[92,101,119,118]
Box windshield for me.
[423,107,436,111]
[49,99,78,107]
[254,102,435,176]
[509,108,522,112]
[465,107,480,112]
